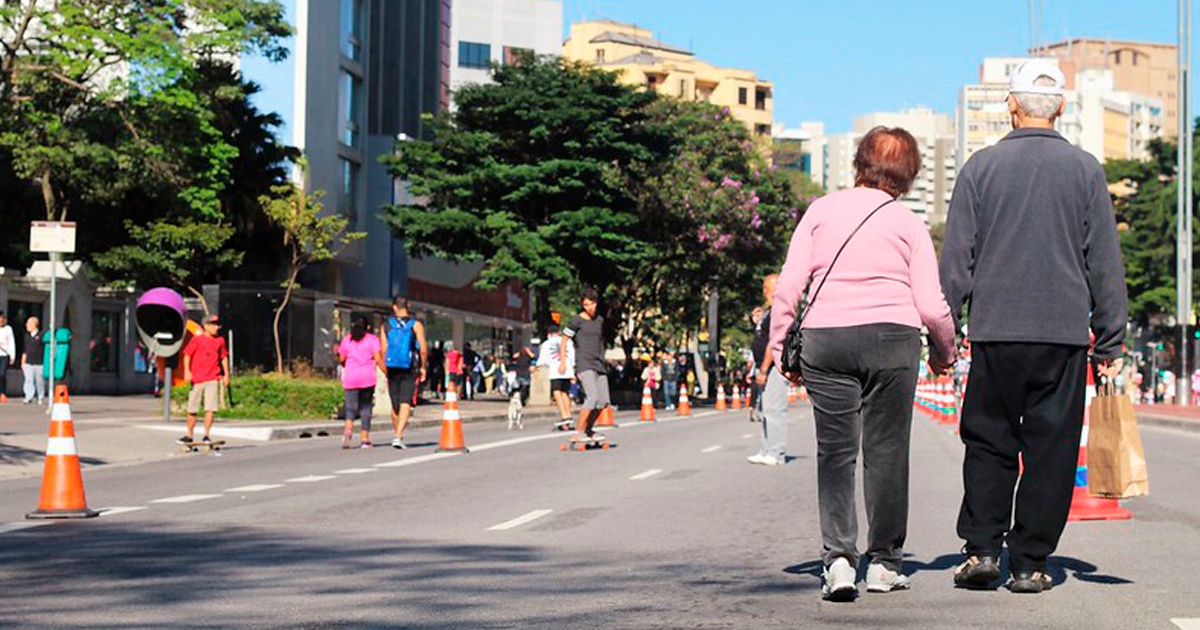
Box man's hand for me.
[928,360,953,376]
[222,375,230,387]
[184,371,192,383]
[777,366,802,385]
[419,367,427,383]
[558,364,566,375]
[1096,357,1124,381]
[755,372,767,387]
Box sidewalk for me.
[1134,403,1200,433]
[0,394,564,481]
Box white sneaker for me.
[747,453,767,465]
[822,557,858,602]
[391,437,407,450]
[865,563,911,593]
[761,455,783,466]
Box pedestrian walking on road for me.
[0,311,13,402]
[564,288,609,442]
[749,274,789,466]
[537,324,575,428]
[21,316,46,404]
[770,126,958,601]
[444,342,464,396]
[940,59,1127,595]
[382,297,428,450]
[179,315,231,446]
[660,351,678,411]
[338,315,385,449]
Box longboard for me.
[559,436,615,451]
[178,439,226,453]
[552,420,575,432]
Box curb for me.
[264,409,566,440]
[1138,414,1200,434]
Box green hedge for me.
[172,374,342,421]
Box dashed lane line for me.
[1172,620,1200,630]
[374,452,460,468]
[487,509,553,531]
[701,445,723,453]
[97,506,147,517]
[151,494,223,504]
[469,432,565,452]
[740,433,754,439]
[226,484,285,492]
[629,469,662,481]
[334,468,378,474]
[286,475,338,483]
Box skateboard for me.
[552,419,575,432]
[559,435,616,451]
[178,439,226,454]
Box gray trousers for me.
[800,323,920,571]
[23,363,46,402]
[758,368,789,461]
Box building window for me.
[738,87,748,105]
[755,124,770,136]
[339,0,363,61]
[339,70,362,148]
[755,88,768,111]
[679,79,687,97]
[503,46,532,66]
[90,311,119,374]
[595,49,605,63]
[458,41,491,69]
[340,158,360,226]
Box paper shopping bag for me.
[1086,388,1150,499]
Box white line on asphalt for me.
[334,468,379,474]
[226,484,285,492]
[487,509,553,531]
[701,445,722,453]
[629,469,662,481]
[470,433,564,452]
[374,452,460,468]
[740,433,753,439]
[286,475,338,483]
[97,506,147,517]
[1172,619,1200,630]
[0,522,52,534]
[151,494,223,504]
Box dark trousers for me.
[957,342,1087,572]
[801,323,920,571]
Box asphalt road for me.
[0,404,1197,629]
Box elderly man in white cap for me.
[940,59,1128,594]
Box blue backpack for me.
[385,317,418,369]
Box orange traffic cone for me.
[744,387,752,408]
[731,384,743,410]
[1069,368,1131,521]
[0,393,7,403]
[677,387,692,417]
[715,384,727,411]
[27,386,98,519]
[787,385,797,404]
[435,384,469,453]
[595,405,617,427]
[640,385,656,422]
[799,386,808,402]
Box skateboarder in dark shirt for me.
[563,288,608,442]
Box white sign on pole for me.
[29,221,77,254]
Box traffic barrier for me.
[1068,368,1131,521]
[435,385,469,453]
[677,387,692,417]
[595,405,617,427]
[639,385,656,422]
[715,384,727,411]
[731,384,743,410]
[26,386,98,519]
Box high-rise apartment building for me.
[560,20,773,138]
[1059,68,1164,162]
[957,57,1039,167]
[1039,38,1179,139]
[449,0,562,97]
[772,122,825,189]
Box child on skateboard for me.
[178,315,230,446]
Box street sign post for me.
[30,222,77,407]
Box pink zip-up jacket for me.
[769,187,957,367]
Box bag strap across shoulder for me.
[798,196,896,326]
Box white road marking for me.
[1172,620,1200,630]
[151,494,222,504]
[487,509,553,531]
[0,522,52,534]
[97,506,147,517]
[740,433,754,439]
[701,445,722,453]
[226,484,284,493]
[334,468,378,474]
[470,433,564,452]
[629,469,662,481]
[286,475,338,483]
[374,452,460,468]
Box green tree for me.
[262,165,365,373]
[382,54,657,334]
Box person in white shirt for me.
[537,323,575,429]
[0,312,15,402]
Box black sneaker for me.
[176,436,194,445]
[202,436,212,444]
[1009,570,1053,594]
[954,555,1001,590]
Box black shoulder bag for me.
[780,197,896,375]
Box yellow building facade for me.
[561,20,773,137]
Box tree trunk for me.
[273,265,300,374]
[534,285,552,338]
[183,285,211,318]
[40,167,55,221]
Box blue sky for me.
[561,0,1185,132]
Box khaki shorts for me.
[187,380,221,414]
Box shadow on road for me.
[784,553,1134,589]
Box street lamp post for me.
[1178,0,1194,405]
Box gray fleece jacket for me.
[939,128,1128,360]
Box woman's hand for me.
[778,366,803,385]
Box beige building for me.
[1039,38,1179,139]
[1059,68,1164,163]
[561,20,773,137]
[957,57,1040,167]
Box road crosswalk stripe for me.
[487,509,553,531]
[151,494,222,504]
[629,469,662,481]
[226,484,285,492]
[701,445,722,453]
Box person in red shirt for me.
[444,342,464,393]
[179,315,230,445]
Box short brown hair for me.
[853,126,921,198]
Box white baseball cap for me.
[1009,59,1065,96]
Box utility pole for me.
[1178,0,1194,405]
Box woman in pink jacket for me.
[769,127,958,601]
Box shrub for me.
[172,372,342,421]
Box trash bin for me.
[42,328,72,381]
